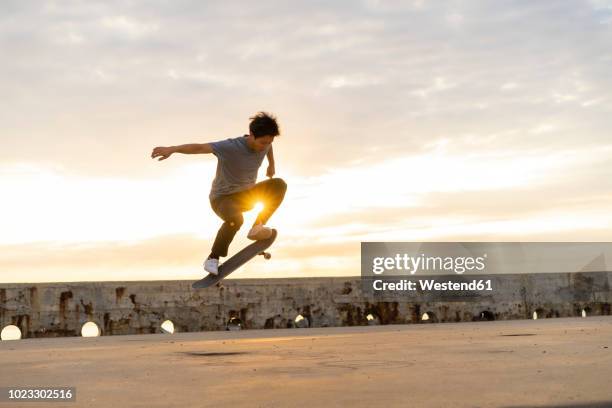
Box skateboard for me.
[192,229,277,289]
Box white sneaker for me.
[204,258,219,275]
[247,224,273,240]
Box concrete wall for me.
[1,273,611,338]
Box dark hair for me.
[249,112,280,138]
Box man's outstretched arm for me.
[151,143,213,161]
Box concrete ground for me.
[1,317,611,408]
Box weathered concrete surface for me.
[1,316,611,407]
[1,274,611,338]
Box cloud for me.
[324,74,383,89]
[99,15,159,39]
[0,233,360,283]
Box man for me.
[150,112,287,276]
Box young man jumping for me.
[150,112,287,276]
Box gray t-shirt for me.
[209,135,269,201]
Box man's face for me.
[248,134,274,152]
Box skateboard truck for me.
[215,252,269,289]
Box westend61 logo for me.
[372,253,487,275]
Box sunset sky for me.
[2,0,612,283]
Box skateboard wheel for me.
[263,252,271,260]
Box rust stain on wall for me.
[59,291,73,321]
[115,287,126,303]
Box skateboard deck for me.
[192,229,277,289]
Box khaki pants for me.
[210,178,287,258]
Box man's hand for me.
[151,146,174,161]
[266,163,275,178]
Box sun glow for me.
[2,142,612,283]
